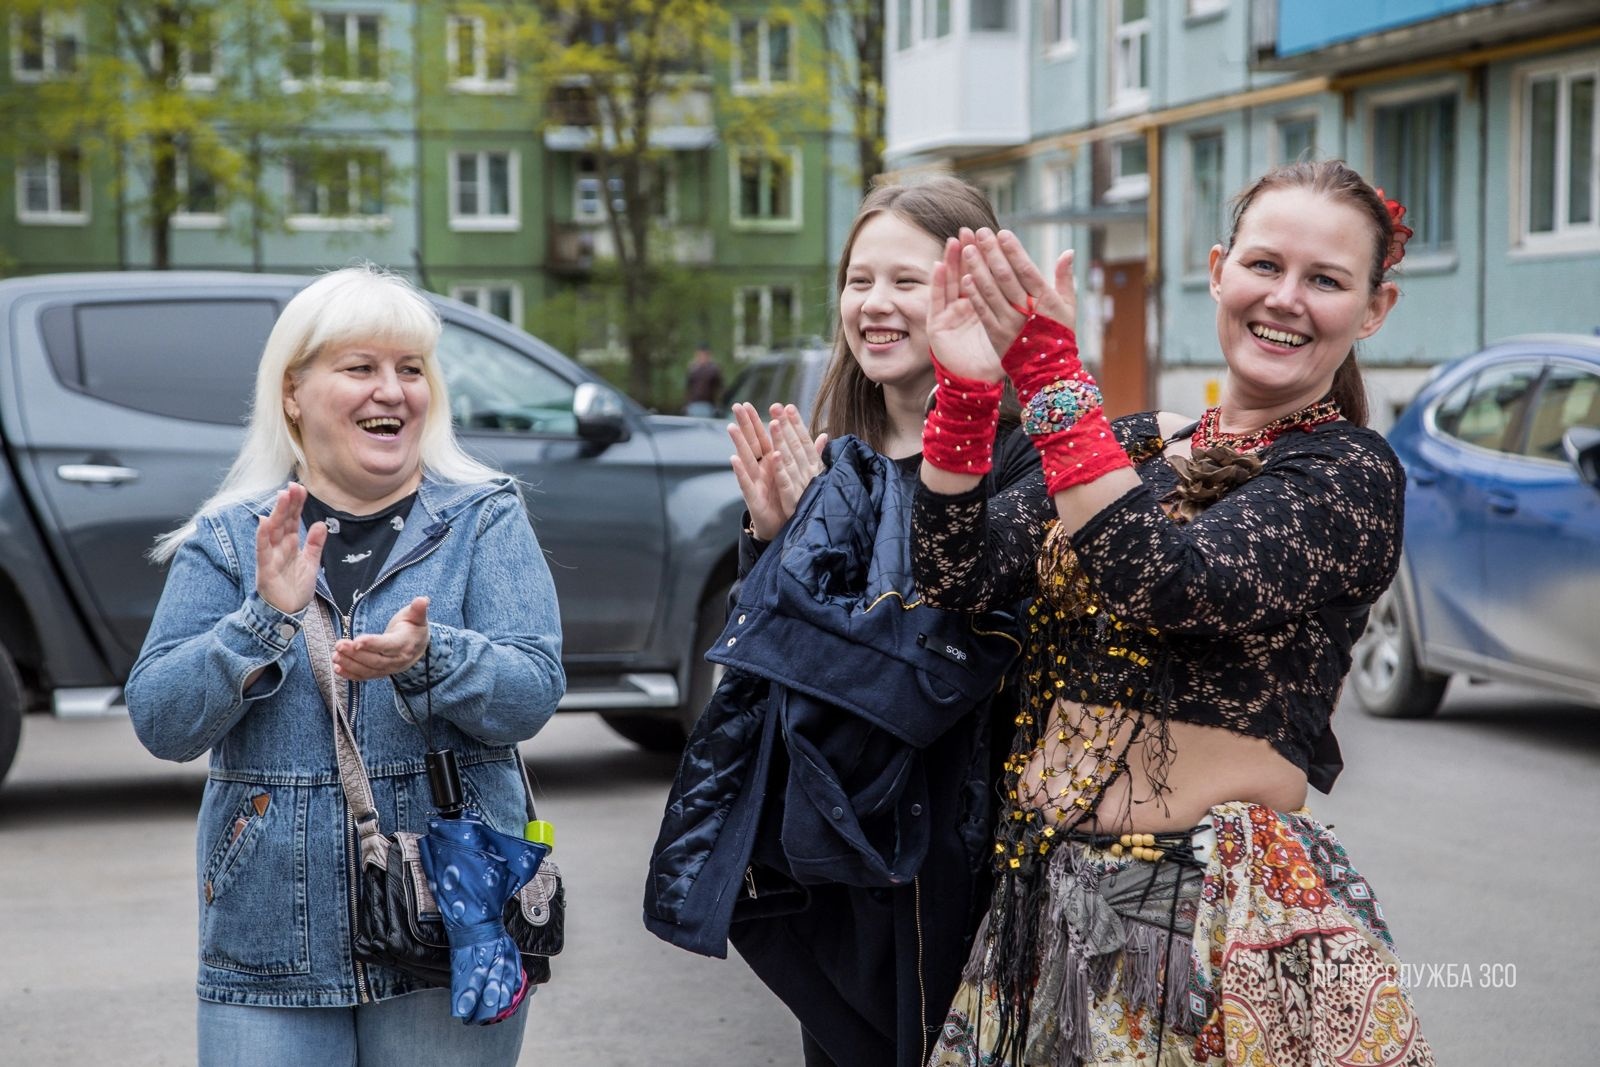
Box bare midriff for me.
[1016,698,1308,833]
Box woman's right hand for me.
[728,402,825,542]
[256,483,327,615]
[958,228,1078,356]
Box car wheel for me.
[601,580,730,753]
[1350,581,1449,719]
[0,642,24,789]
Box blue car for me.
[1350,335,1600,718]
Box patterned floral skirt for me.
[929,802,1434,1066]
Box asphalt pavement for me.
[1,681,1595,1065]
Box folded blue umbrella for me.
[418,808,548,1025]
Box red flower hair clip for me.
[1373,187,1414,271]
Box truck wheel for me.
[602,580,729,753]
[1351,581,1449,719]
[0,642,24,790]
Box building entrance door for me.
[1098,259,1148,418]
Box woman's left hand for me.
[767,403,827,515]
[333,596,430,680]
[928,236,1003,382]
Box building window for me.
[1520,55,1598,249]
[732,148,800,228]
[173,151,222,225]
[895,0,952,50]
[733,16,794,91]
[286,11,382,86]
[450,150,519,231]
[974,172,1016,217]
[1042,0,1074,55]
[1110,0,1150,113]
[16,149,87,224]
[151,7,217,90]
[288,149,386,227]
[452,283,522,326]
[1042,161,1075,266]
[1372,93,1456,254]
[1105,136,1148,202]
[1276,115,1316,164]
[447,13,512,91]
[1186,133,1225,273]
[10,11,82,80]
[971,0,1012,32]
[573,154,672,223]
[736,285,797,357]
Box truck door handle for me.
[57,463,140,485]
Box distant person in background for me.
[684,342,725,417]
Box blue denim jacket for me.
[126,475,565,1007]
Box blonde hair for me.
[152,264,500,561]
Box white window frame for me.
[1186,0,1227,19]
[1041,160,1075,267]
[9,11,83,81]
[1366,79,1459,266]
[448,149,520,232]
[286,150,389,231]
[451,282,523,326]
[734,284,798,360]
[731,16,795,93]
[1512,51,1600,255]
[171,151,224,228]
[1273,112,1317,165]
[149,9,219,91]
[446,13,514,93]
[1185,131,1225,276]
[973,170,1016,218]
[730,147,802,232]
[1042,0,1076,59]
[16,150,88,225]
[894,0,952,51]
[1109,0,1150,116]
[283,10,385,91]
[1104,135,1149,203]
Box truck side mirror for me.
[574,382,630,446]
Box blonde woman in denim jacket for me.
[127,266,565,1066]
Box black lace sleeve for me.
[912,424,1053,612]
[1070,425,1404,635]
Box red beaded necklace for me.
[1191,397,1343,453]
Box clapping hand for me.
[334,596,430,680]
[956,228,1078,357]
[928,235,1003,382]
[256,483,326,616]
[728,402,827,543]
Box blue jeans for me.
[197,988,528,1066]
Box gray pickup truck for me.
[0,271,744,787]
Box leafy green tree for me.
[1,0,397,268]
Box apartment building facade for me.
[0,3,860,388]
[884,0,1600,425]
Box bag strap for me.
[306,600,541,834]
[302,600,388,867]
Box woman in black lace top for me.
[913,161,1435,1066]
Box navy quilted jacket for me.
[642,436,1022,957]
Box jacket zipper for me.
[329,521,450,1002]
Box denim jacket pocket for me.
[199,783,312,977]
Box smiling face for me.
[284,339,431,513]
[839,211,943,399]
[1209,186,1397,421]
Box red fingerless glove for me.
[921,351,1004,475]
[1000,315,1132,495]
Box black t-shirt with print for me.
[302,491,419,613]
